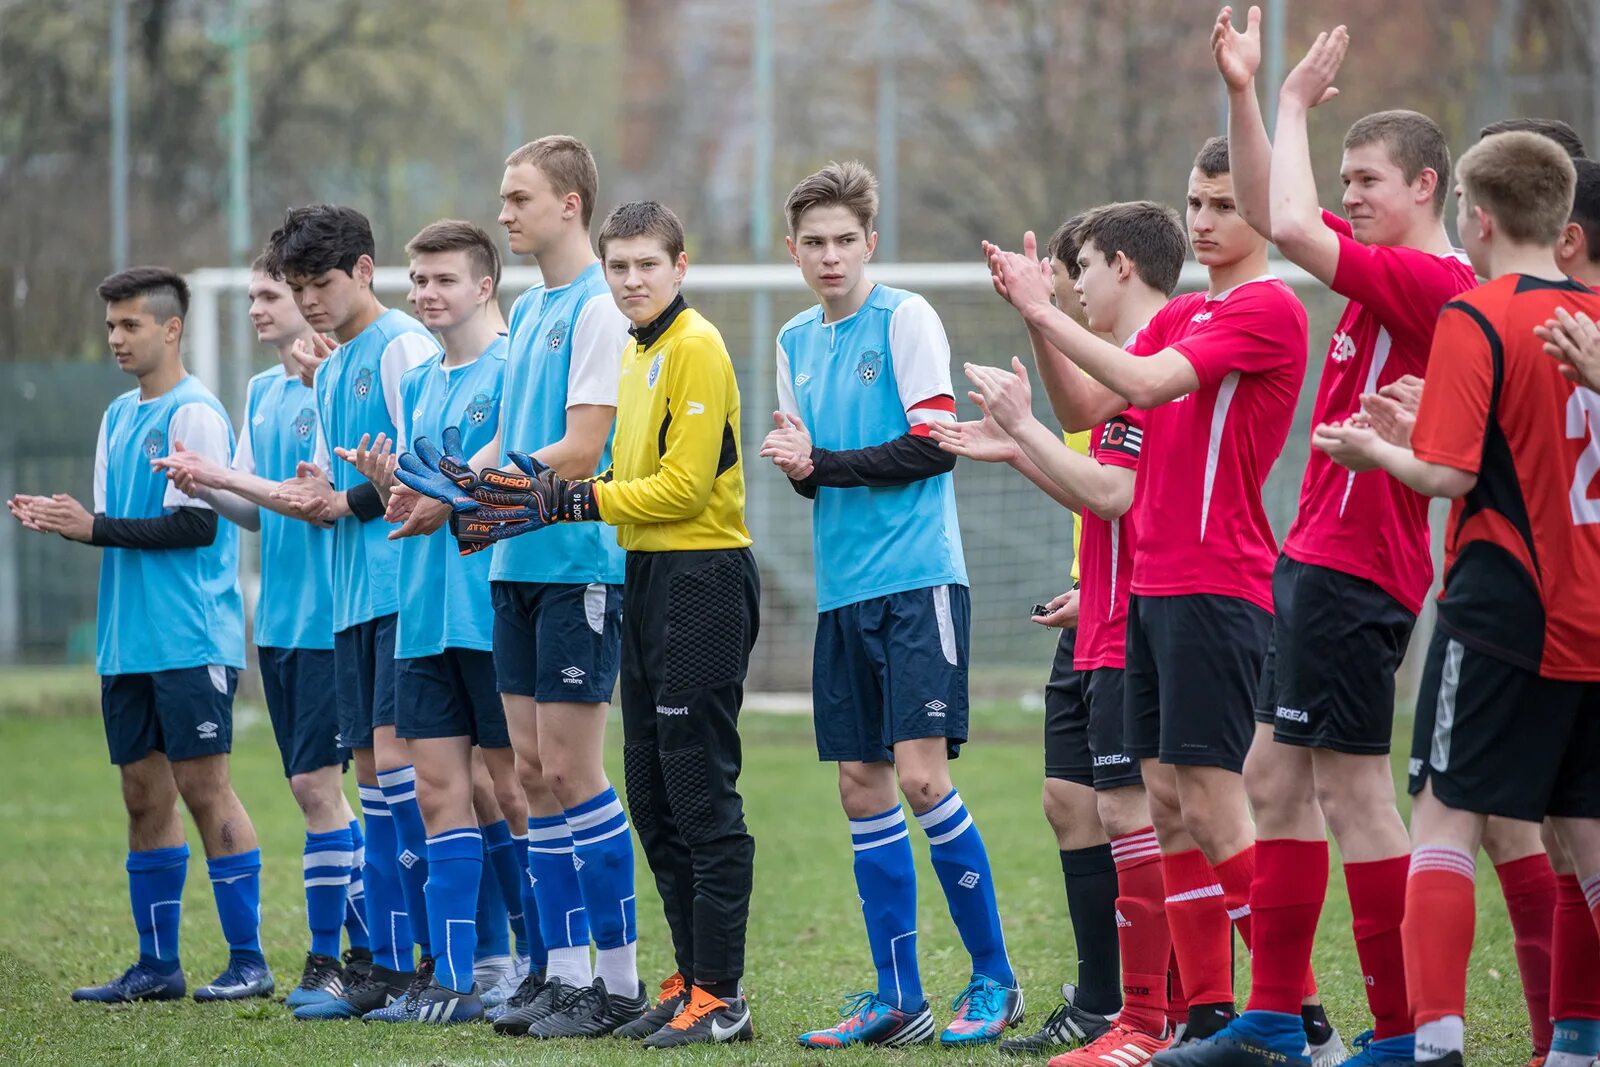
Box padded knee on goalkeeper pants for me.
[660,745,717,844]
[623,742,661,839]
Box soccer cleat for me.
[341,946,373,985]
[72,961,186,1003]
[193,958,275,1002]
[485,970,545,1023]
[292,963,409,1020]
[480,955,529,1009]
[641,986,754,1048]
[614,972,688,1040]
[407,979,484,1024]
[363,957,436,1022]
[473,953,515,991]
[940,975,1025,1045]
[1151,1010,1309,1066]
[999,982,1114,1053]
[1310,1025,1350,1066]
[491,974,570,1036]
[285,952,345,1008]
[1342,1030,1416,1066]
[526,975,648,1038]
[1050,1021,1173,1067]
[796,990,935,1048]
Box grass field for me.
[0,668,1540,1066]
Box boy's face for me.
[1455,185,1491,277]
[105,297,175,378]
[1186,169,1261,269]
[408,249,489,333]
[1072,239,1126,335]
[284,262,369,334]
[499,164,570,257]
[1341,139,1431,246]
[247,272,309,345]
[604,235,686,327]
[787,204,877,303]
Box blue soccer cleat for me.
[363,957,435,1023]
[939,975,1024,1046]
[797,991,935,1048]
[1343,1029,1416,1066]
[72,960,186,1003]
[192,958,275,1002]
[292,963,409,1020]
[1152,1010,1311,1066]
[284,952,345,1008]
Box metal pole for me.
[1264,0,1285,131]
[874,0,898,259]
[748,0,775,551]
[110,0,129,272]
[227,0,252,408]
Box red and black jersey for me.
[1412,273,1600,681]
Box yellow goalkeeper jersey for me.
[1065,429,1092,582]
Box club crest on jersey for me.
[353,367,374,400]
[647,352,664,388]
[465,392,493,425]
[856,350,883,385]
[293,407,316,440]
[545,319,569,352]
[1329,330,1356,363]
[141,428,166,458]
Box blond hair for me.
[1458,131,1577,244]
[505,135,599,228]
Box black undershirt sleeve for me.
[794,432,956,491]
[90,506,218,549]
[346,481,386,522]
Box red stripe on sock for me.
[1113,829,1170,1034]
[1402,864,1475,1029]
[1497,853,1556,1055]
[1245,839,1327,1015]
[1162,848,1231,1006]
[1345,855,1412,1040]
[1552,874,1600,1024]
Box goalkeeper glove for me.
[394,426,480,511]
[472,451,602,524]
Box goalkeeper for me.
[398,200,760,1049]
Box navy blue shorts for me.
[812,584,970,764]
[333,613,398,750]
[491,581,622,703]
[101,666,238,766]
[259,646,344,777]
[395,648,510,747]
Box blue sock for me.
[127,844,188,973]
[517,833,547,972]
[475,835,511,960]
[851,805,923,1010]
[360,784,414,974]
[377,765,431,959]
[527,814,590,984]
[425,828,483,993]
[343,817,370,952]
[914,789,1014,987]
[206,848,265,967]
[483,820,531,959]
[303,828,353,958]
[567,787,638,995]
[1553,1018,1600,1058]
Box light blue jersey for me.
[313,308,439,632]
[489,263,627,586]
[395,338,507,658]
[237,368,335,651]
[776,284,967,612]
[95,376,245,675]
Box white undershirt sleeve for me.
[888,295,956,428]
[566,295,628,407]
[775,339,799,417]
[380,333,439,431]
[164,403,232,509]
[93,412,109,513]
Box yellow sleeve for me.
[596,337,730,526]
[1064,429,1092,582]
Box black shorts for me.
[1125,593,1270,772]
[1085,667,1141,790]
[491,581,622,703]
[333,613,398,750]
[100,666,237,766]
[1253,557,1416,755]
[395,648,510,748]
[259,647,343,777]
[1043,628,1090,784]
[1409,627,1600,821]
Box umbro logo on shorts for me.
[957,870,980,889]
[196,721,219,740]
[924,700,947,717]
[561,666,586,684]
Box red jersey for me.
[1411,274,1600,681]
[1281,213,1478,613]
[1132,277,1308,612]
[1074,406,1144,670]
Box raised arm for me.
[1267,24,1349,284]
[1215,4,1274,237]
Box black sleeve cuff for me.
[91,507,219,549]
[347,481,386,522]
[802,433,957,489]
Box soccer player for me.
[151,259,369,1008]
[259,205,441,1018]
[1164,13,1478,1066]
[8,267,268,1003]
[399,199,760,1048]
[1314,130,1600,1067]
[940,201,1192,1067]
[986,136,1309,1048]
[754,161,1021,1049]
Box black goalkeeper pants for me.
[620,547,759,986]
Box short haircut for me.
[262,204,375,280]
[1345,109,1452,214]
[1072,201,1189,296]
[249,250,272,274]
[1047,212,1089,280]
[405,219,502,291]
[97,266,190,323]
[1457,131,1577,245]
[597,200,686,260]
[1479,117,1586,159]
[784,160,879,235]
[1193,136,1230,178]
[1568,157,1600,263]
[504,135,600,228]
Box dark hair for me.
[1479,117,1586,159]
[1046,212,1089,279]
[1072,201,1189,296]
[97,266,190,323]
[785,160,879,235]
[405,219,502,291]
[597,200,686,260]
[1345,109,1452,214]
[1568,157,1600,263]
[1194,136,1230,178]
[505,135,601,228]
[262,204,376,280]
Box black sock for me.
[1186,1002,1237,1041]
[1060,844,1122,1016]
[1301,1003,1333,1045]
[698,977,740,1001]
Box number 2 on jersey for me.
[1569,386,1600,525]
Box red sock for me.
[1111,828,1170,1035]
[1496,853,1556,1054]
[1167,945,1188,1031]
[1552,874,1600,1024]
[1162,848,1232,1006]
[1345,855,1412,1040]
[1245,839,1327,1015]
[1213,844,1256,949]
[1402,847,1476,1029]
